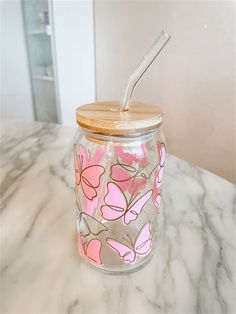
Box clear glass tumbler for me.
[73,101,166,274]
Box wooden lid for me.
[76,101,163,136]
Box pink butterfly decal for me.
[156,142,166,187]
[78,236,103,265]
[152,142,166,211]
[114,144,148,167]
[128,177,147,196]
[110,163,134,191]
[110,160,149,195]
[73,144,105,200]
[106,222,152,264]
[78,212,108,238]
[100,182,152,225]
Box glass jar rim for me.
[78,126,162,144]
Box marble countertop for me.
[1,120,235,314]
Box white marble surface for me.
[0,120,235,314]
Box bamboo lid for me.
[76,101,163,136]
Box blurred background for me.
[0,0,235,183]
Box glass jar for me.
[73,102,166,274]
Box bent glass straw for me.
[120,30,171,112]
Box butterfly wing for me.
[110,164,132,191]
[106,238,136,263]
[81,181,97,201]
[78,213,90,237]
[81,165,105,200]
[82,165,105,188]
[110,164,131,182]
[100,205,126,221]
[124,190,152,225]
[127,176,147,196]
[153,163,164,210]
[79,212,108,237]
[134,222,152,256]
[100,182,127,221]
[115,147,134,166]
[115,145,148,167]
[86,239,102,265]
[90,145,106,165]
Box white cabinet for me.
[22,0,60,123]
[22,0,96,126]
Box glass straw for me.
[120,30,171,112]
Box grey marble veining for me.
[0,120,235,314]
